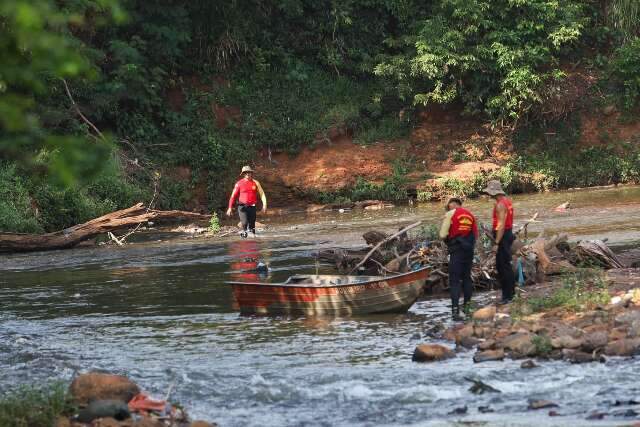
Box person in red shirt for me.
[483,179,516,304]
[439,197,478,320]
[226,166,267,238]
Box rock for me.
[70,373,140,405]
[603,104,616,115]
[551,335,583,350]
[457,336,481,349]
[610,296,623,306]
[548,349,564,360]
[478,339,497,351]
[447,406,467,415]
[454,324,474,343]
[91,418,121,427]
[493,328,512,341]
[562,349,596,364]
[55,417,71,427]
[472,324,494,339]
[614,310,640,327]
[76,400,130,423]
[501,333,536,358]
[472,306,496,322]
[628,320,640,338]
[520,360,538,369]
[605,338,640,356]
[612,399,640,406]
[443,327,457,342]
[613,409,639,417]
[190,422,218,427]
[582,331,609,352]
[473,349,505,363]
[586,411,607,420]
[528,400,559,410]
[465,377,501,394]
[573,310,608,328]
[412,344,455,362]
[133,419,166,427]
[610,327,628,341]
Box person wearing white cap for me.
[226,166,267,238]
[482,179,516,304]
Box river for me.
[1,186,640,426]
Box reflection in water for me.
[0,186,640,426]
[228,239,263,282]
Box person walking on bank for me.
[483,180,516,304]
[226,166,267,238]
[439,197,478,321]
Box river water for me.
[2,186,640,426]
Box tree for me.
[0,0,123,184]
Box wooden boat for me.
[227,267,429,316]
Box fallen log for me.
[0,203,212,253]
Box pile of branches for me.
[319,219,624,294]
[318,222,498,294]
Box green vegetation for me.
[208,212,221,234]
[531,334,553,357]
[610,38,640,110]
[511,270,610,318]
[0,382,74,427]
[1,0,639,232]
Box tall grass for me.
[0,383,74,427]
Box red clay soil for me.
[255,106,505,198]
[580,110,640,147]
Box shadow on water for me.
[1,186,640,426]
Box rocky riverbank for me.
[414,268,640,366]
[52,372,217,427]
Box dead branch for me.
[349,221,422,273]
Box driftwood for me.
[574,240,624,269]
[0,203,211,253]
[349,221,422,273]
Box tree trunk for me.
[0,203,211,253]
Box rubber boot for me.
[463,301,472,317]
[452,305,464,322]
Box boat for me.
[227,267,429,316]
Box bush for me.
[611,38,640,110]
[208,212,221,233]
[0,383,74,427]
[0,164,42,233]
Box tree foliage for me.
[0,0,637,232]
[375,0,588,124]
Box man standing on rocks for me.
[483,180,516,304]
[226,166,267,238]
[439,197,478,320]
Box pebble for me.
[528,400,559,410]
[447,406,467,415]
[520,360,538,369]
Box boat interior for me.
[283,274,383,286]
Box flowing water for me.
[2,186,640,426]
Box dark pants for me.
[448,235,475,308]
[495,228,516,301]
[238,205,257,233]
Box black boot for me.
[452,305,464,321]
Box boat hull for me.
[228,268,429,316]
